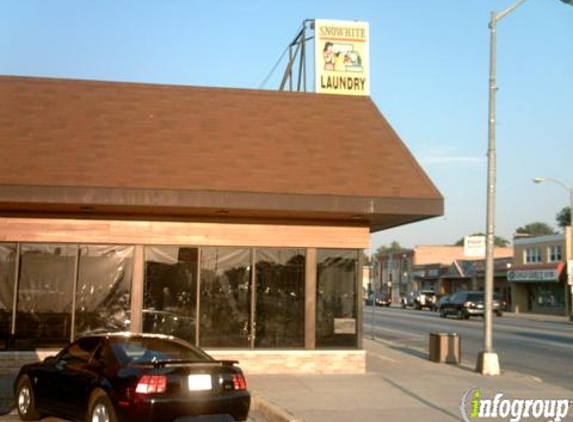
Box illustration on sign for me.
[315,19,369,96]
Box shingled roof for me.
[0,76,443,231]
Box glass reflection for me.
[16,244,76,348]
[255,248,305,348]
[200,248,251,348]
[75,245,133,337]
[316,249,358,348]
[0,244,16,344]
[143,246,198,344]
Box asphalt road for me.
[363,306,573,391]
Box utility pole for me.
[477,0,530,376]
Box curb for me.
[251,394,303,422]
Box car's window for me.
[58,337,101,366]
[450,293,462,301]
[466,293,483,302]
[109,337,211,365]
[494,293,503,301]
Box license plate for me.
[188,374,212,391]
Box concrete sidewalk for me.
[248,338,573,422]
[502,311,572,324]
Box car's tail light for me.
[232,373,247,390]
[136,375,167,394]
[462,301,473,308]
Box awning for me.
[507,263,565,283]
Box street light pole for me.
[477,0,531,376]
[478,1,573,375]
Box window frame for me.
[548,245,562,263]
[524,247,542,264]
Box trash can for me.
[429,332,460,364]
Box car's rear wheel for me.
[16,376,41,421]
[496,311,503,317]
[88,390,117,422]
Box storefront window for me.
[75,245,133,337]
[143,246,198,344]
[200,248,251,348]
[255,248,305,348]
[534,284,565,309]
[0,244,16,342]
[16,244,76,348]
[316,249,358,348]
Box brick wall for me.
[207,350,366,375]
[0,350,366,376]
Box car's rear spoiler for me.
[144,359,239,368]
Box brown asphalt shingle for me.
[0,76,441,200]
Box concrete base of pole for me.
[476,351,500,375]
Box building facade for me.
[0,76,443,373]
[373,250,413,304]
[441,257,512,307]
[374,246,513,302]
[509,232,571,316]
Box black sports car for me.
[14,333,250,422]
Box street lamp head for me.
[533,177,547,184]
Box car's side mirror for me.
[55,359,67,370]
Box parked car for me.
[401,290,436,310]
[14,333,250,422]
[365,292,391,307]
[431,295,451,312]
[439,291,505,319]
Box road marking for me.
[365,309,573,350]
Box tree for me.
[373,241,403,259]
[556,206,571,230]
[515,222,556,237]
[454,233,509,248]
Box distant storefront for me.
[0,76,443,373]
[414,264,444,292]
[374,246,513,302]
[509,234,569,316]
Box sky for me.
[1,0,572,254]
